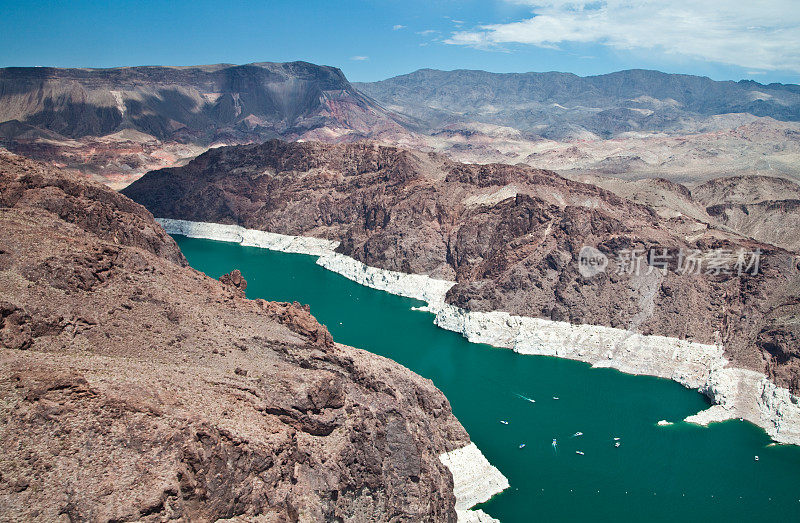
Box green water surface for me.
[175,235,800,522]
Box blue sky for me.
[1,0,798,84]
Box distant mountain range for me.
[0,61,412,187]
[1,61,799,187]
[356,68,800,140]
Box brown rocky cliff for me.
[123,140,800,391]
[0,150,469,521]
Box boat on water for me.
[576,451,585,455]
[573,432,583,437]
[519,443,526,449]
[514,393,536,403]
[615,442,621,448]
[500,420,509,425]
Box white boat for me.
[615,442,621,448]
[500,420,509,425]
[573,432,583,437]
[613,437,621,441]
[514,393,536,403]
[576,450,584,455]
[553,396,559,400]
[519,443,526,448]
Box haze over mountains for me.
[356,68,800,138]
[2,61,800,188]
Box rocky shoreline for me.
[156,219,509,519]
[158,218,800,446]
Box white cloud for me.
[444,1,800,72]
[393,24,406,30]
[417,29,438,36]
[350,55,369,61]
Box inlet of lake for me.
[174,234,800,522]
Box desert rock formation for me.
[0,149,477,521]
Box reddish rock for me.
[219,269,248,295]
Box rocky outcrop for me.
[0,149,186,265]
[705,199,800,253]
[219,269,248,295]
[691,175,800,207]
[690,176,800,253]
[0,150,504,521]
[565,172,800,256]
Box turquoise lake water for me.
[175,235,800,522]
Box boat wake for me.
[514,392,536,403]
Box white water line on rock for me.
[157,218,800,447]
[439,442,509,520]
[157,218,339,256]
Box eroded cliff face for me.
[123,140,800,392]
[691,175,800,253]
[0,150,470,521]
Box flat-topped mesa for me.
[0,61,415,187]
[0,61,407,141]
[0,151,506,521]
